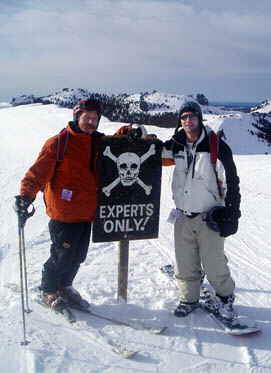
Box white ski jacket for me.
[162,126,240,215]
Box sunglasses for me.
[180,113,198,120]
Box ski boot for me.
[41,291,67,312]
[174,301,199,317]
[59,286,90,309]
[216,294,236,320]
[59,286,82,304]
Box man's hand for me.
[114,124,133,136]
[219,220,238,238]
[14,195,35,227]
[206,206,240,238]
[144,134,157,140]
[115,124,158,142]
[14,195,32,212]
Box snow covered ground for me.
[0,104,270,372]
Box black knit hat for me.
[73,99,102,121]
[179,101,203,122]
[175,101,203,133]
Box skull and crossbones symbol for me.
[102,144,155,197]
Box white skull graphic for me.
[117,152,140,186]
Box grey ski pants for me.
[174,213,235,303]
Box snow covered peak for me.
[251,99,271,114]
[9,88,226,120]
[124,91,197,112]
[10,94,37,106]
[121,92,227,116]
[41,88,97,107]
[13,88,210,114]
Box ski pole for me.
[18,221,30,346]
[21,227,32,314]
[14,197,35,345]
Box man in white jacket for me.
[116,102,241,319]
[162,101,241,318]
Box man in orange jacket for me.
[15,99,105,309]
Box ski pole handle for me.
[14,196,35,228]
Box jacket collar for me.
[172,125,208,147]
[67,122,104,138]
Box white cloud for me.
[0,0,270,101]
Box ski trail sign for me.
[93,137,163,243]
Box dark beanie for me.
[73,99,102,122]
[175,101,203,133]
[179,101,203,121]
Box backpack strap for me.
[209,132,219,165]
[209,131,223,198]
[56,128,70,161]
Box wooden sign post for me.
[117,240,129,303]
[93,137,162,303]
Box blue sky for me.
[0,0,270,102]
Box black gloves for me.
[14,195,32,212]
[219,218,238,238]
[206,206,240,238]
[14,195,35,227]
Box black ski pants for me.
[40,219,92,293]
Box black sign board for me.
[92,137,163,242]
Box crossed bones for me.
[102,144,156,197]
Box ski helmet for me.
[73,99,102,122]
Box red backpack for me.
[56,127,103,173]
[209,131,223,198]
[56,128,70,161]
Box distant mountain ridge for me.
[9,89,271,142]
[250,100,271,144]
[10,89,212,127]
[10,89,271,114]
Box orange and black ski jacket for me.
[20,124,103,222]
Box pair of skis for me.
[160,265,261,336]
[66,299,167,334]
[35,293,166,358]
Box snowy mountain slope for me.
[0,104,270,372]
[123,91,192,114]
[251,100,271,114]
[41,88,97,107]
[0,102,11,109]
[205,113,270,154]
[12,88,225,116]
[123,91,225,116]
